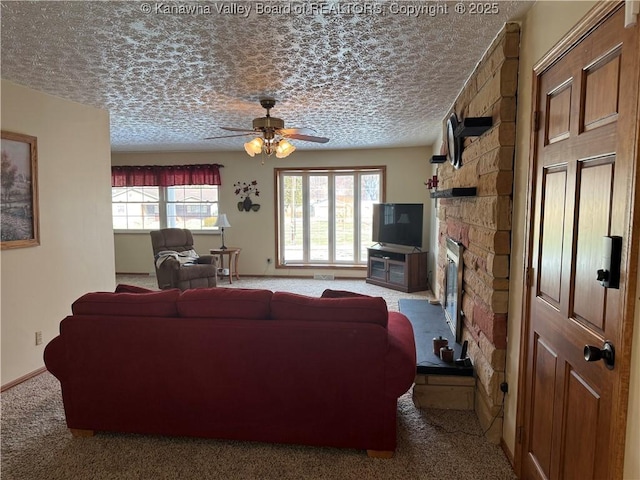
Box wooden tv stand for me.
[366,245,429,293]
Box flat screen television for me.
[372,203,424,248]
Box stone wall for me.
[435,23,519,443]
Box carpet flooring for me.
[1,276,517,479]
[1,372,516,480]
[115,274,436,312]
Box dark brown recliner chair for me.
[150,228,218,290]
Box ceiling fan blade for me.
[284,133,330,143]
[204,133,257,140]
[221,127,258,133]
[278,128,317,136]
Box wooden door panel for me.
[538,167,567,306]
[582,48,621,131]
[533,305,606,390]
[572,157,614,329]
[546,82,573,144]
[561,369,600,479]
[528,335,558,479]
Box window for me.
[276,167,384,267]
[164,185,219,230]
[112,186,160,230]
[112,185,219,231]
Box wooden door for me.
[520,5,639,479]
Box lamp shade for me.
[244,138,263,157]
[275,139,296,158]
[214,213,231,228]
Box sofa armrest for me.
[385,312,417,398]
[43,335,67,382]
[159,257,180,270]
[196,255,217,266]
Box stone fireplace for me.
[434,23,519,443]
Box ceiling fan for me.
[205,98,329,159]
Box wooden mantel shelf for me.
[430,187,477,198]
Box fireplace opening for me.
[444,238,464,342]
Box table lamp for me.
[214,214,231,250]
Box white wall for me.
[505,2,640,478]
[112,146,433,278]
[0,80,115,385]
[428,131,444,298]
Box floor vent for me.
[313,274,335,280]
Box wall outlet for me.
[35,331,43,346]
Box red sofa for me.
[44,287,416,457]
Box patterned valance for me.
[111,164,223,187]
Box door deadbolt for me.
[596,236,622,289]
[584,341,615,370]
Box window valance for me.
[111,164,223,187]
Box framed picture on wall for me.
[1,131,39,249]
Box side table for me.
[209,247,241,284]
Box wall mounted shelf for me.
[446,115,493,169]
[455,117,493,138]
[430,187,477,198]
[430,155,447,164]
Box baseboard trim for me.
[238,274,367,280]
[500,438,515,468]
[116,273,370,280]
[1,366,47,392]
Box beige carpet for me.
[115,274,437,311]
[1,276,517,479]
[1,373,516,480]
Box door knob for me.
[584,341,615,370]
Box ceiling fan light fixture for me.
[211,99,327,160]
[244,137,263,156]
[275,139,296,158]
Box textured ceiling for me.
[1,1,533,152]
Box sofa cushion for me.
[177,288,273,319]
[270,292,388,327]
[115,284,155,294]
[72,289,180,317]
[320,289,370,298]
